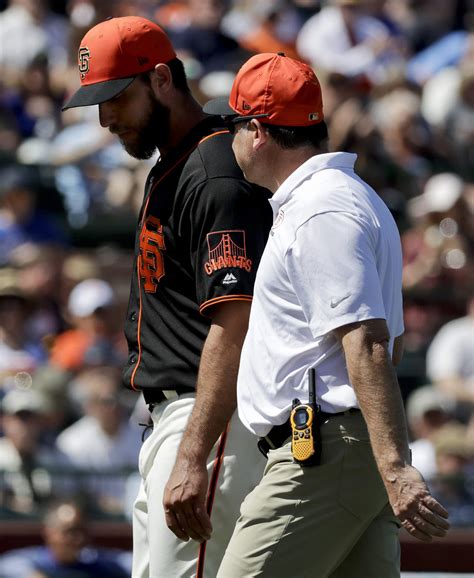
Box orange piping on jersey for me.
[132,130,229,389]
[140,131,229,227]
[199,294,252,315]
[140,147,198,228]
[198,129,228,145]
[129,255,144,391]
[196,421,230,578]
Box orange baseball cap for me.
[204,53,324,127]
[62,16,176,110]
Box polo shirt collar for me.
[269,152,357,212]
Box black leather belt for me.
[142,388,194,407]
[257,408,361,458]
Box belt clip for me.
[257,438,270,459]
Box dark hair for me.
[264,121,329,151]
[138,58,190,94]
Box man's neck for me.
[267,147,321,193]
[160,95,208,157]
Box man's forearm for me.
[177,300,250,463]
[352,346,410,474]
[163,301,251,542]
[338,321,411,479]
[342,323,450,542]
[177,321,241,463]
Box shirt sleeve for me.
[285,211,387,338]
[184,176,271,315]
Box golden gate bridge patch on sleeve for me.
[204,230,253,275]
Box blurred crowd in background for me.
[0,0,473,557]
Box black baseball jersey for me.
[123,117,272,398]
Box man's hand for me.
[163,456,212,543]
[385,464,450,542]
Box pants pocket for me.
[337,438,388,519]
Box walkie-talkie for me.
[290,368,322,466]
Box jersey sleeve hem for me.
[199,295,253,316]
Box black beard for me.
[121,95,170,160]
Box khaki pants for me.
[218,411,401,578]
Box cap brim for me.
[203,96,269,124]
[62,76,135,111]
[203,96,236,117]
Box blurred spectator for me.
[50,109,136,227]
[153,0,189,30]
[326,93,419,210]
[444,60,474,180]
[0,104,21,163]
[407,30,470,86]
[370,88,434,188]
[0,0,68,82]
[0,269,46,378]
[386,0,469,54]
[229,0,303,61]
[297,0,406,87]
[401,173,473,358]
[58,248,133,322]
[418,34,474,179]
[10,243,66,348]
[426,294,474,425]
[430,422,474,527]
[0,165,68,266]
[167,0,246,78]
[56,367,141,513]
[0,54,63,145]
[0,499,130,577]
[60,252,100,293]
[30,365,73,446]
[0,389,72,514]
[50,279,127,372]
[404,173,472,292]
[406,384,453,480]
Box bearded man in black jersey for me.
[63,16,271,578]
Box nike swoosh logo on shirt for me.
[330,294,351,308]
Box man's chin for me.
[120,138,156,160]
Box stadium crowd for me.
[0,0,473,551]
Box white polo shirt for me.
[237,152,404,437]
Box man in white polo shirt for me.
[204,53,450,577]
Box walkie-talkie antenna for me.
[308,368,316,406]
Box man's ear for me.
[251,119,269,152]
[150,63,173,98]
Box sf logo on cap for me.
[78,47,91,79]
